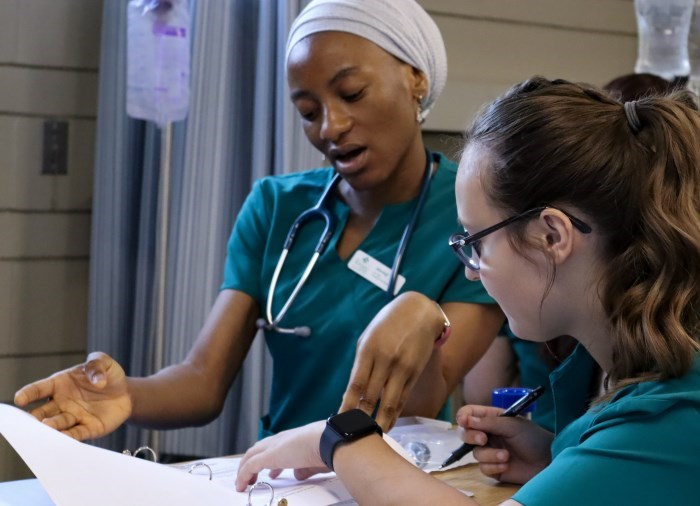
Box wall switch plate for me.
[42,120,69,175]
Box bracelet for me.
[433,302,451,348]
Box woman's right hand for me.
[14,351,132,441]
[456,404,553,485]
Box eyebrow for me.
[289,66,360,101]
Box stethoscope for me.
[255,150,437,337]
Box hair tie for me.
[624,101,642,134]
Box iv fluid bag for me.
[127,0,190,128]
[634,0,693,79]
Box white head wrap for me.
[285,0,447,121]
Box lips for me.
[328,145,367,174]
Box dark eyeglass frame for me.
[449,205,592,271]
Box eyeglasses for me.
[449,205,592,271]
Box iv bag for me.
[634,0,694,80]
[126,0,190,128]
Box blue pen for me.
[439,385,545,469]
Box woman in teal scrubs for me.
[234,77,700,505]
[13,0,504,442]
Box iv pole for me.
[149,121,173,455]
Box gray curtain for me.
[89,0,318,457]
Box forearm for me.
[334,434,477,505]
[126,362,225,428]
[402,350,448,417]
[462,336,518,406]
[126,290,258,428]
[404,302,505,417]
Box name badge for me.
[347,249,406,295]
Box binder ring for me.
[187,462,213,480]
[122,445,158,462]
[247,481,274,506]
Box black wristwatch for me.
[320,409,382,471]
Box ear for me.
[408,67,429,99]
[536,208,576,266]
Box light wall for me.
[420,0,637,133]
[0,0,102,480]
[0,0,636,482]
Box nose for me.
[465,266,480,281]
[320,104,352,142]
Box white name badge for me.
[347,249,406,295]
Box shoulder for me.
[255,167,335,195]
[557,356,700,451]
[248,168,335,211]
[593,355,700,425]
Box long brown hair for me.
[465,77,700,390]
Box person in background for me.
[603,71,674,100]
[462,70,677,433]
[234,76,700,504]
[14,0,504,445]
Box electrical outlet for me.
[42,120,69,175]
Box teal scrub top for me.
[221,153,495,438]
[506,327,598,433]
[513,349,700,506]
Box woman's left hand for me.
[235,420,328,492]
[339,292,444,430]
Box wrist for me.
[320,409,382,471]
[433,302,451,348]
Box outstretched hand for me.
[457,404,553,484]
[339,292,444,430]
[14,351,132,441]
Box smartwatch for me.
[320,409,382,471]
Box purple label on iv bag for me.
[152,24,187,37]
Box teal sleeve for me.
[220,179,269,298]
[439,267,496,305]
[513,405,699,506]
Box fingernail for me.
[91,373,104,384]
[496,451,507,461]
[476,434,486,445]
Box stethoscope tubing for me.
[258,151,435,337]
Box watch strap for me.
[320,410,382,471]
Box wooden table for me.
[434,463,520,506]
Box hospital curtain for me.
[88,0,318,457]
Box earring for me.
[416,95,424,123]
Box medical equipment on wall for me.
[256,152,437,337]
[127,0,190,127]
[634,0,694,80]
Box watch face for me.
[329,409,377,437]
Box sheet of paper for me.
[0,404,242,506]
[0,403,358,506]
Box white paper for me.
[0,403,358,506]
